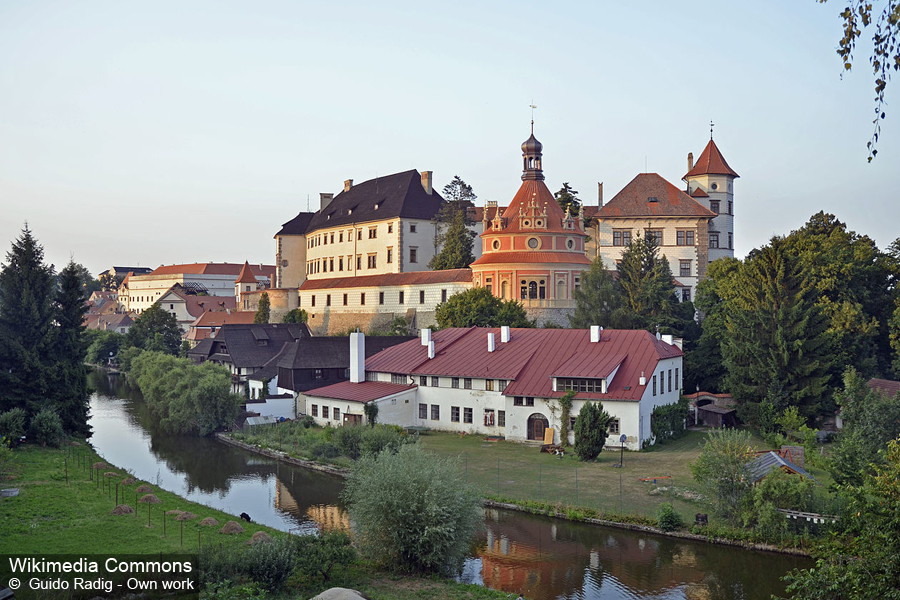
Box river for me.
[86,370,810,600]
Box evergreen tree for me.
[126,303,182,355]
[51,260,90,435]
[0,226,56,418]
[430,176,476,270]
[721,237,832,421]
[435,287,533,328]
[282,308,309,324]
[616,232,679,333]
[254,292,271,323]
[554,182,581,217]
[573,401,611,461]
[569,257,629,329]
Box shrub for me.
[292,531,356,581]
[574,401,611,461]
[333,425,364,460]
[650,396,689,445]
[360,424,411,457]
[245,536,294,592]
[0,408,28,440]
[690,429,755,525]
[199,543,247,586]
[310,441,340,460]
[30,408,63,447]
[343,444,482,575]
[657,503,684,532]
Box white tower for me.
[683,134,739,262]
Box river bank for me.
[218,432,812,557]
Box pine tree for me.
[569,257,629,328]
[51,260,90,435]
[616,233,678,332]
[554,182,581,217]
[722,237,832,420]
[254,292,271,323]
[430,176,477,270]
[0,226,56,418]
[573,401,611,461]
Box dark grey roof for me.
[276,336,416,370]
[302,170,445,233]
[275,212,315,237]
[188,323,311,369]
[748,451,817,484]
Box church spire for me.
[521,128,544,181]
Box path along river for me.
[87,370,811,600]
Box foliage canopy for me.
[435,286,533,329]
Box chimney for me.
[590,325,601,343]
[661,334,674,346]
[344,179,353,192]
[639,371,647,386]
[500,326,510,343]
[320,193,334,210]
[350,331,365,383]
[427,341,434,359]
[421,328,431,346]
[421,171,433,195]
[487,332,495,352]
[598,182,604,207]
[687,152,694,173]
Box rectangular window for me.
[409,247,418,263]
[680,260,691,278]
[356,256,362,270]
[388,223,393,233]
[484,409,495,426]
[419,290,425,304]
[499,380,508,392]
[322,406,329,419]
[420,376,427,386]
[367,254,376,269]
[431,376,439,387]
[330,233,334,244]
[608,419,620,435]
[709,233,720,249]
[485,379,494,391]
[391,373,407,384]
[647,229,663,246]
[368,227,377,239]
[710,200,720,214]
[676,230,695,246]
[498,410,506,427]
[311,404,318,417]
[357,229,363,240]
[526,397,534,407]
[329,258,334,271]
[311,295,316,307]
[366,371,378,382]
[668,369,672,392]
[360,293,365,305]
[451,406,460,422]
[379,292,384,305]
[514,396,524,406]
[451,377,459,389]
[339,232,343,243]
[728,200,733,215]
[418,403,427,419]
[314,368,323,379]
[728,232,733,249]
[653,375,657,396]
[333,407,340,421]
[441,289,447,302]
[612,230,632,246]
[387,248,393,264]
[410,223,417,233]
[339,257,344,271]
[326,294,331,306]
[463,407,473,423]
[399,291,405,304]
[464,378,472,389]
[343,293,348,306]
[681,287,692,302]
[431,405,440,420]
[675,368,680,389]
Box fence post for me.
[497,457,500,496]
[575,467,578,505]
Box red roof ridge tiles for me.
[683,139,739,179]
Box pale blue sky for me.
[1,0,896,276]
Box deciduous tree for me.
[126,303,182,355]
[690,429,755,525]
[281,308,308,323]
[435,286,533,328]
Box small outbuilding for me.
[748,451,817,484]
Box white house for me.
[302,327,683,450]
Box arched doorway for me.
[527,413,550,441]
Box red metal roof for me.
[305,381,416,403]
[364,328,682,402]
[300,269,472,291]
[597,173,716,219]
[684,139,740,179]
[470,251,590,267]
[150,262,276,279]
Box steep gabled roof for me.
[597,173,716,219]
[364,328,682,401]
[276,336,415,370]
[684,139,740,179]
[188,323,311,368]
[748,451,816,483]
[304,170,445,232]
[235,262,258,284]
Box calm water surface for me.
[87,371,810,600]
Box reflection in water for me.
[88,371,810,600]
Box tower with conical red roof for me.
[235,261,259,309]
[683,137,738,261]
[470,130,590,325]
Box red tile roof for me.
[300,269,472,291]
[868,378,900,398]
[305,381,416,403]
[150,262,276,280]
[470,251,590,266]
[684,139,740,179]
[485,180,586,236]
[235,261,258,284]
[596,173,716,219]
[690,188,709,198]
[364,327,682,401]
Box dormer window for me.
[648,197,658,203]
[557,377,607,393]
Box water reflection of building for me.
[273,476,350,532]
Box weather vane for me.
[710,120,715,140]
[529,102,537,133]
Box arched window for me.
[529,281,538,299]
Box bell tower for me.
[521,126,544,181]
